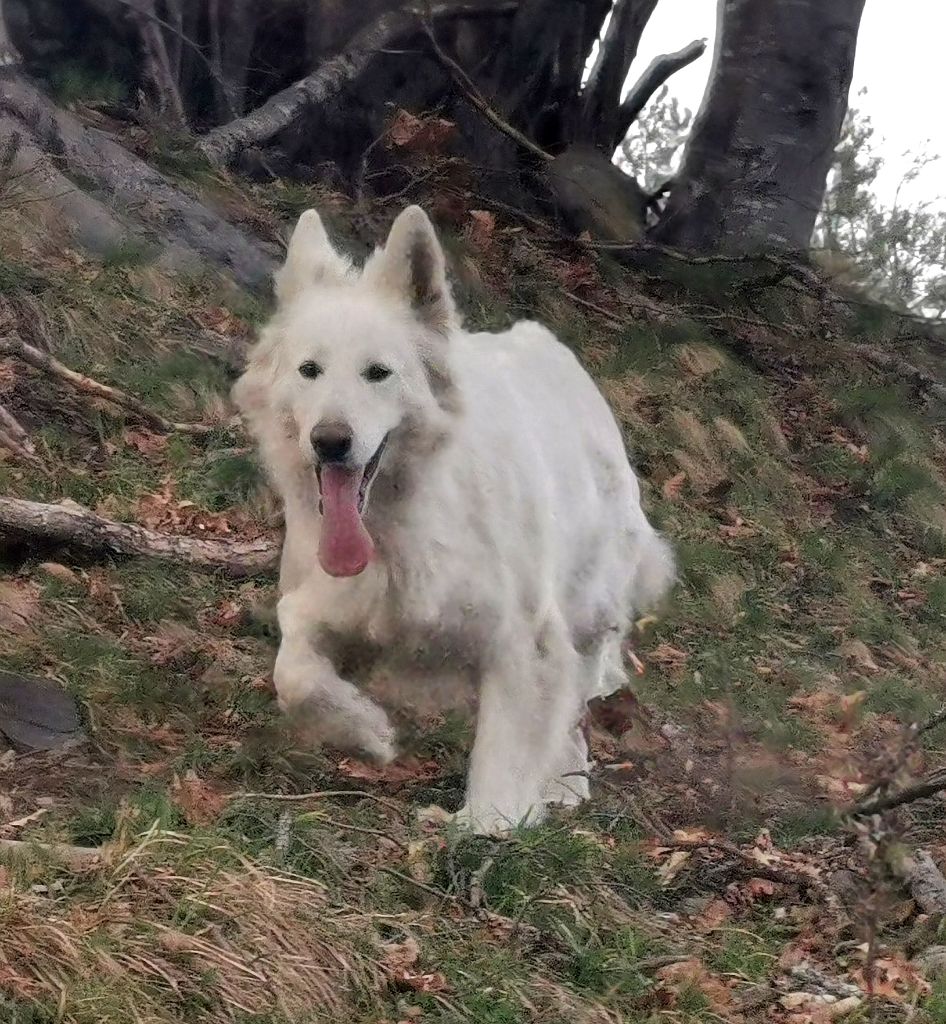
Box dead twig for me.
[0,335,214,435]
[421,15,552,163]
[848,767,946,818]
[0,496,278,577]
[227,788,409,820]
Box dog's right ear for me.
[274,209,351,305]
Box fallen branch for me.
[0,73,275,291]
[0,838,102,869]
[614,39,707,143]
[0,496,278,577]
[422,17,552,163]
[902,849,946,915]
[0,335,213,435]
[849,767,946,818]
[854,343,946,406]
[198,1,517,168]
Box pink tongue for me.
[318,465,374,577]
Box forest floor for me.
[3,130,946,1023]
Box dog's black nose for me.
[310,423,353,463]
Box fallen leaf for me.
[662,471,687,501]
[123,429,169,458]
[36,562,81,585]
[657,958,732,1010]
[838,640,879,674]
[692,898,732,932]
[337,756,440,788]
[171,771,228,826]
[467,209,496,252]
[382,938,420,973]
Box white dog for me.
[233,205,673,834]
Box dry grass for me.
[0,829,384,1023]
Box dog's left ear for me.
[365,206,457,334]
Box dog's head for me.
[234,205,460,578]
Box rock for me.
[0,670,85,752]
[546,144,648,243]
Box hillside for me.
[2,130,946,1024]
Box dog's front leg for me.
[274,590,396,764]
[458,619,580,834]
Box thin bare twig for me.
[227,789,409,819]
[421,15,552,163]
[0,335,213,435]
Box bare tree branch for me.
[581,0,660,150]
[613,38,707,147]
[0,335,214,435]
[197,0,518,168]
[0,497,278,577]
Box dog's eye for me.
[298,361,323,380]
[364,363,393,383]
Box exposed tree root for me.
[0,335,216,435]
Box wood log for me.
[0,496,279,577]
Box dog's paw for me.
[449,801,546,837]
[286,692,397,764]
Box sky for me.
[631,0,944,208]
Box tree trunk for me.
[652,0,866,254]
[580,0,659,151]
[0,71,276,290]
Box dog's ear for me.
[274,209,351,305]
[365,206,456,334]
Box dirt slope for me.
[2,145,946,1023]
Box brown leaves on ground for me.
[170,770,229,826]
[134,477,266,540]
[657,958,734,1015]
[0,579,40,636]
[661,470,687,500]
[381,937,451,995]
[852,952,931,1002]
[386,109,456,156]
[466,209,496,253]
[123,428,169,459]
[337,756,441,789]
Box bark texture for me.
[0,497,279,577]
[652,0,866,253]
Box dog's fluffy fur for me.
[234,206,673,834]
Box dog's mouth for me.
[315,436,388,578]
[315,435,387,516]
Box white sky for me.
[632,0,944,208]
